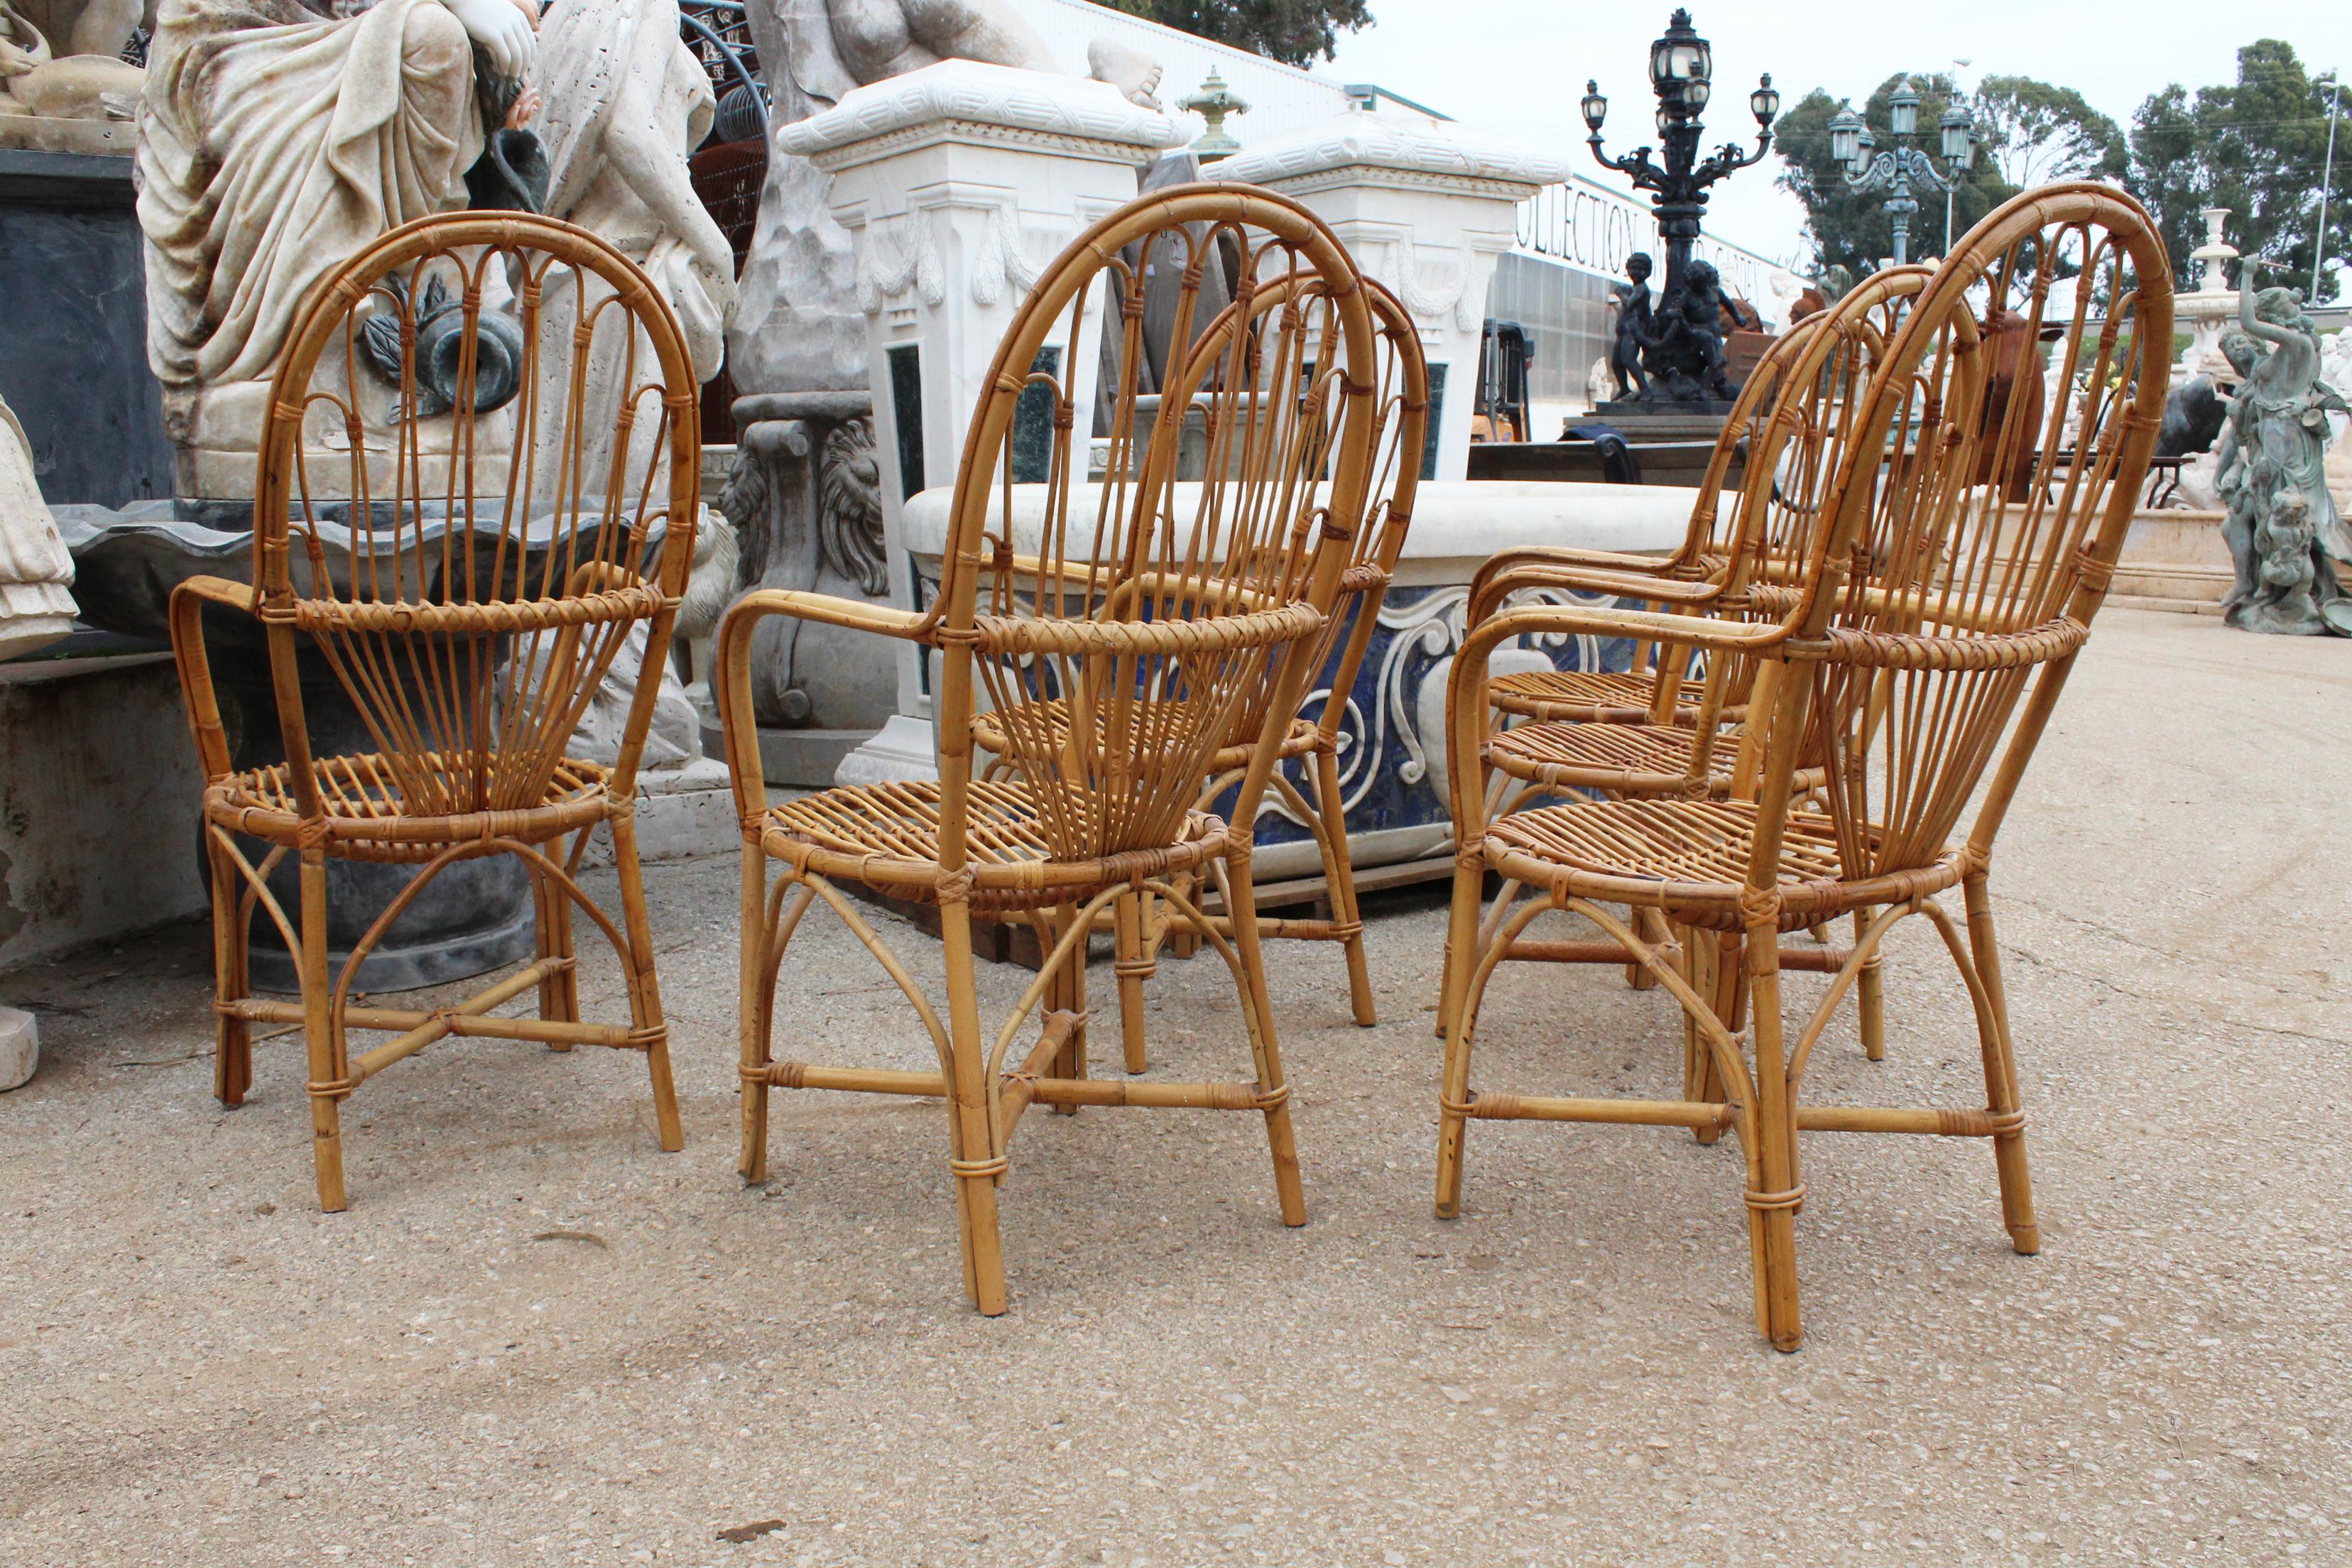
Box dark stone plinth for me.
[0,149,175,508]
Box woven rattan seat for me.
[1486,668,1719,725]
[1481,798,1961,930]
[759,778,1226,913]
[970,702,1322,778]
[1485,719,1734,797]
[207,753,614,860]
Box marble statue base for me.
[0,1004,35,1091]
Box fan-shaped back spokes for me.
[1660,267,1931,770]
[252,213,702,824]
[940,185,1381,866]
[1297,277,1427,743]
[1795,185,2172,878]
[1175,271,1427,752]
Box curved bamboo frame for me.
[719,183,1382,1315]
[967,276,1431,1056]
[168,211,702,1210]
[1432,184,2173,1351]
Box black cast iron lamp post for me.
[1582,8,1777,407]
[1829,79,1976,266]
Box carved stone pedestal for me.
[1219,112,1567,484]
[715,390,895,785]
[772,60,1183,787]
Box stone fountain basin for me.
[900,480,1711,877]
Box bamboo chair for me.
[1434,184,2171,1349]
[719,185,1382,1315]
[169,212,699,1210]
[969,276,1428,1058]
[1454,271,1932,1050]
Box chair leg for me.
[1963,869,2040,1256]
[1743,913,1803,1351]
[739,849,773,1185]
[1626,905,1666,990]
[610,813,684,1154]
[1050,909,1087,1115]
[1685,925,1736,1147]
[1112,893,1152,1074]
[939,897,1008,1315]
[1854,906,1885,1062]
[532,857,581,1035]
[1433,847,1488,1220]
[1312,747,1376,1027]
[1221,846,1306,1227]
[298,846,347,1214]
[209,836,251,1107]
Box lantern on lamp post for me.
[1834,77,1977,267]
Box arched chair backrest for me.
[251,212,702,829]
[1302,276,1428,751]
[1774,183,2172,883]
[1187,271,1427,755]
[1677,263,1936,776]
[935,183,1382,870]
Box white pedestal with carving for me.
[1218,113,1569,483]
[773,60,1183,786]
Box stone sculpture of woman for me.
[2216,281,2352,636]
[528,0,735,504]
[138,0,543,495]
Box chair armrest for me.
[714,590,933,815]
[1469,543,1692,608]
[1471,561,1721,626]
[169,575,262,782]
[1442,603,1784,837]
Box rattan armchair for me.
[170,213,702,1210]
[968,276,1427,1059]
[1434,185,2171,1350]
[1450,271,1932,1054]
[719,185,1383,1315]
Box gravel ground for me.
[0,609,2345,1567]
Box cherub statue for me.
[1606,251,1653,401]
[1658,257,1733,401]
[2216,281,2351,635]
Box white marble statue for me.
[0,394,78,661]
[136,0,540,489]
[527,0,735,508]
[0,0,145,151]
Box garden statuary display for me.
[136,0,544,499]
[532,0,735,503]
[2216,281,2352,636]
[729,0,1165,399]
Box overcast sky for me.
[1319,0,2352,268]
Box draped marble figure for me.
[528,0,735,506]
[135,0,539,493]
